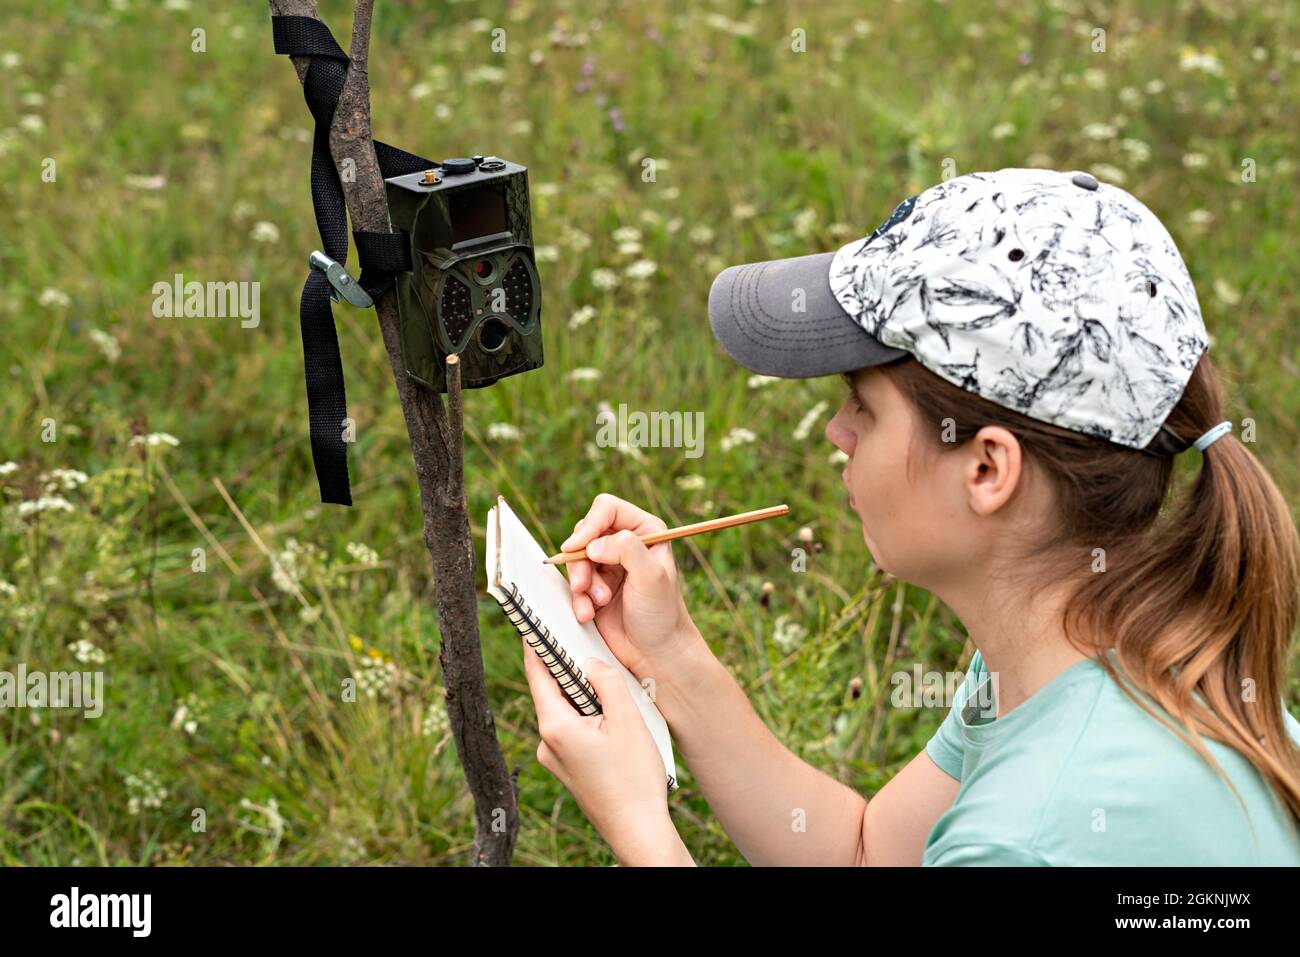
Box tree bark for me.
[268,0,519,866]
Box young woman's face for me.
[824,367,980,589]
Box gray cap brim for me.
[707,251,910,378]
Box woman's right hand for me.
[561,493,701,680]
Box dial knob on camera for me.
[441,157,477,175]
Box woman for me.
[521,169,1300,865]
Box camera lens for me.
[472,259,494,282]
[478,317,509,352]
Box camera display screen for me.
[449,186,508,244]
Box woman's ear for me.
[964,426,1023,516]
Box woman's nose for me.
[825,409,856,456]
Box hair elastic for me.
[1191,420,1233,452]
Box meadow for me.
[1,0,1297,865]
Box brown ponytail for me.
[875,354,1300,828]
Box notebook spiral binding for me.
[501,584,601,716]
[500,581,677,793]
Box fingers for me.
[565,494,660,618]
[570,565,622,622]
[582,657,632,724]
[521,636,574,732]
[584,529,666,585]
[561,493,667,553]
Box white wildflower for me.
[688,224,714,245]
[561,226,591,251]
[129,432,180,448]
[792,208,817,239]
[422,700,449,739]
[487,422,522,442]
[991,122,1016,140]
[612,226,642,243]
[1081,122,1117,141]
[124,769,168,816]
[346,542,380,565]
[1091,163,1127,185]
[17,496,75,517]
[747,374,780,389]
[793,400,829,441]
[624,259,657,281]
[771,614,808,652]
[88,328,121,363]
[270,538,304,594]
[720,427,757,452]
[250,221,280,243]
[590,268,619,291]
[1179,48,1223,75]
[0,462,18,476]
[566,367,601,382]
[1213,279,1241,306]
[71,639,107,664]
[468,64,506,84]
[568,305,598,330]
[1119,139,1151,164]
[43,468,88,492]
[355,656,399,699]
[124,173,167,190]
[38,288,70,309]
[675,474,706,492]
[828,448,850,466]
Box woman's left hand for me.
[521,638,692,866]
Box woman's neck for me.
[937,572,1095,718]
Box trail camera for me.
[385,156,543,393]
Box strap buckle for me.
[308,250,373,308]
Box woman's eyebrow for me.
[841,372,868,404]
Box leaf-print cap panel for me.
[826,168,1209,449]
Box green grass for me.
[1,0,1298,865]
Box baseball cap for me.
[708,168,1211,452]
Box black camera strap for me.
[271,15,436,506]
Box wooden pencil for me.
[542,504,789,565]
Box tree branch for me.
[268,0,519,866]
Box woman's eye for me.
[847,390,866,413]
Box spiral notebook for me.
[485,495,678,792]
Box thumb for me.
[584,657,634,723]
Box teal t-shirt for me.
[923,648,1300,865]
